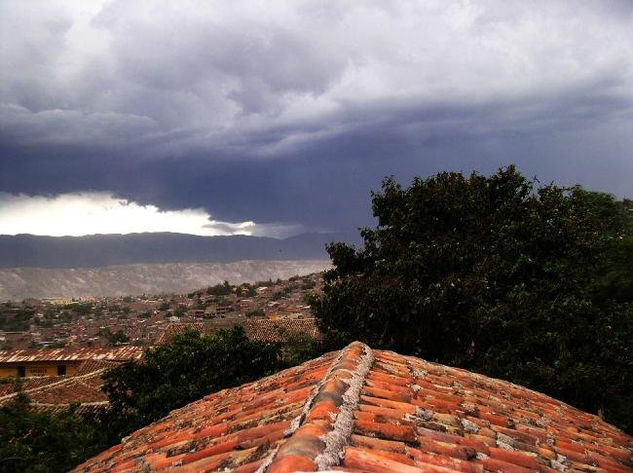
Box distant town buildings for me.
[0,273,324,414]
[0,272,323,374]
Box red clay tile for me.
[305,400,340,422]
[477,456,536,473]
[343,446,455,473]
[407,448,483,473]
[354,419,417,442]
[488,447,541,469]
[72,343,633,473]
[267,455,315,473]
[360,394,417,414]
[350,433,408,453]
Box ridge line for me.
[260,341,374,473]
[0,368,108,403]
[314,342,374,470]
[255,345,349,473]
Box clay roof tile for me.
[72,342,633,473]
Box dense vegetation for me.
[0,394,107,473]
[0,327,293,473]
[312,166,633,431]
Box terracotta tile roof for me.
[0,376,54,396]
[0,358,124,414]
[73,342,633,473]
[242,318,321,343]
[0,346,143,363]
[74,358,124,375]
[155,322,216,344]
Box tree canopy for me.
[100,326,285,440]
[0,394,106,473]
[312,166,633,431]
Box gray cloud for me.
[1,0,632,235]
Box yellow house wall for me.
[0,366,16,378]
[0,361,81,378]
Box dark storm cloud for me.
[1,0,633,235]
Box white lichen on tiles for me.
[255,349,345,473]
[314,343,374,470]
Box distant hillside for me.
[0,232,360,268]
[0,260,331,300]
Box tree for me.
[98,328,130,346]
[0,393,107,473]
[206,280,232,296]
[312,166,633,431]
[101,327,284,440]
[173,304,186,317]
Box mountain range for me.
[0,260,332,300]
[0,232,360,268]
[0,232,361,299]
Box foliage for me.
[592,198,633,303]
[254,279,273,288]
[312,166,633,431]
[0,394,108,473]
[236,284,257,297]
[74,302,93,316]
[280,331,324,366]
[98,328,130,346]
[101,327,284,440]
[206,280,233,296]
[0,308,33,331]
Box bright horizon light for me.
[0,192,285,237]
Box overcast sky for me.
[1,0,632,237]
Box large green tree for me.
[101,327,285,440]
[312,166,633,431]
[0,394,107,473]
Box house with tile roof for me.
[0,358,124,414]
[0,346,143,378]
[73,342,632,473]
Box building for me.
[204,304,235,318]
[0,346,143,378]
[73,342,632,472]
[0,358,121,414]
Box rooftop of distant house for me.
[0,358,122,414]
[73,341,633,473]
[0,346,143,364]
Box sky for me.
[1,0,632,238]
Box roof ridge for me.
[259,341,374,473]
[0,368,108,403]
[70,344,633,473]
